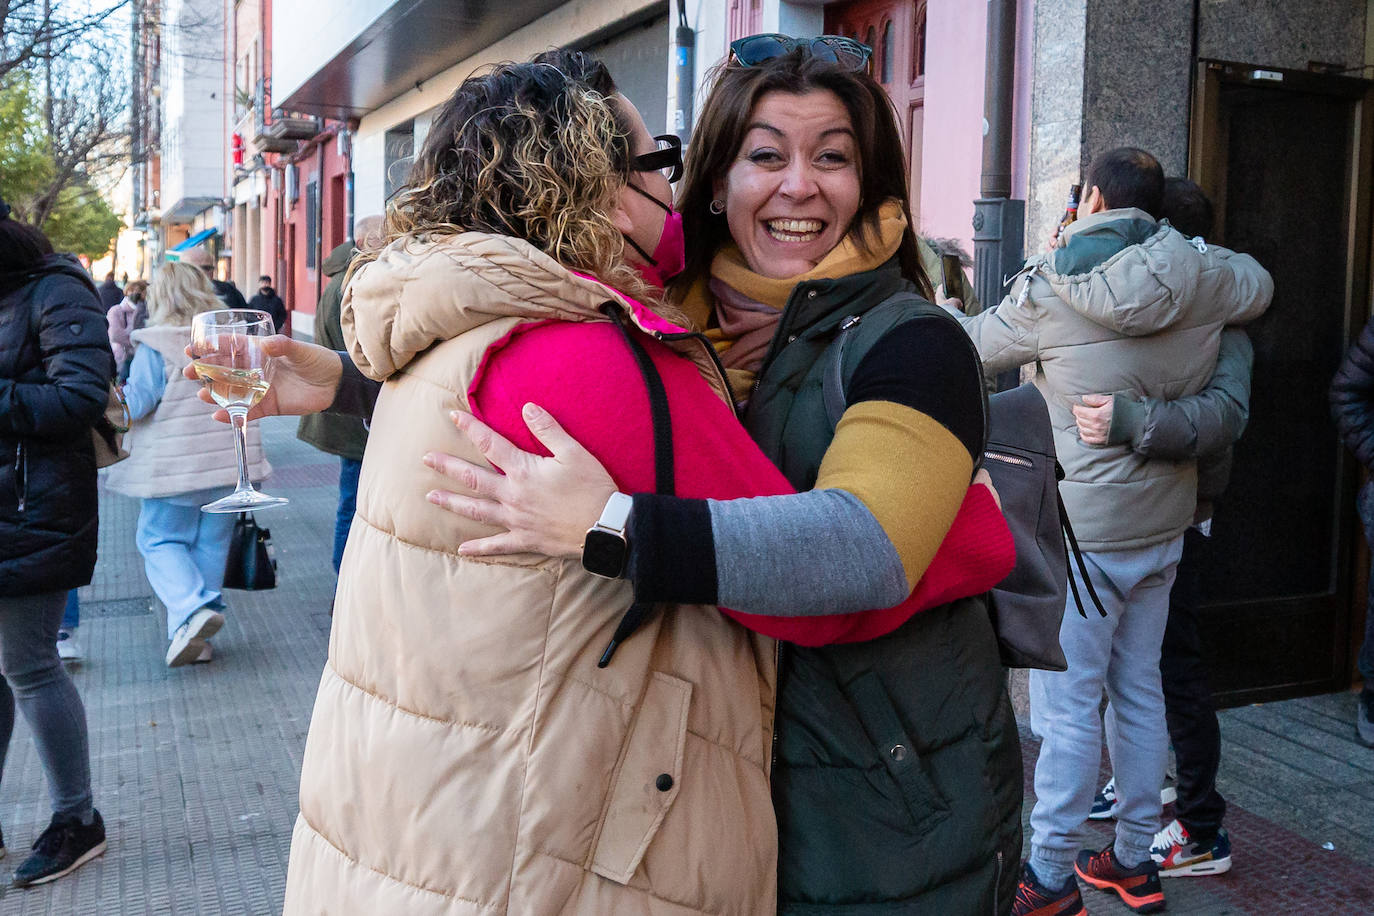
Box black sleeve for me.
[0,276,115,440]
[1332,319,1374,469]
[326,352,381,421]
[625,493,719,604]
[845,316,986,461]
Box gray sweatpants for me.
[0,590,95,822]
[1027,535,1184,885]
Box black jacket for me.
[98,278,124,309]
[1332,317,1374,469]
[248,288,288,334]
[213,278,249,310]
[0,256,116,596]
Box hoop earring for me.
[709,199,726,215]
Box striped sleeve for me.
[815,317,985,590]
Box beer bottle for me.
[1058,183,1082,233]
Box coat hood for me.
[343,231,686,381]
[1041,208,1207,337]
[323,241,355,278]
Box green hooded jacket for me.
[297,242,369,461]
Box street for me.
[0,415,1369,914]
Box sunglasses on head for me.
[630,133,683,183]
[728,33,873,72]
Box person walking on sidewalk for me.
[105,262,272,667]
[295,220,379,575]
[955,148,1273,915]
[248,276,288,336]
[1330,298,1374,749]
[96,273,123,309]
[1075,178,1249,879]
[0,203,108,887]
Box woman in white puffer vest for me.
[105,262,271,667]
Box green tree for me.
[0,74,124,258]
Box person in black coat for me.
[97,273,123,309]
[1331,318,1374,747]
[247,275,288,334]
[0,202,108,885]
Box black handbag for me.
[223,512,277,590]
[983,383,1105,670]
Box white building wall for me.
[350,0,662,219]
[272,0,392,108]
[161,0,227,216]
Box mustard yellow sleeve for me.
[814,400,973,590]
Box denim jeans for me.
[334,457,362,574]
[62,590,80,630]
[1356,481,1374,697]
[0,591,94,821]
[136,499,236,638]
[1029,536,1184,884]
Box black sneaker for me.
[1012,862,1085,916]
[12,810,106,887]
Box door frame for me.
[1189,59,1374,705]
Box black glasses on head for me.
[729,33,873,73]
[630,133,683,183]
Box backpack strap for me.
[598,304,676,667]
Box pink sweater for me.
[468,318,1014,646]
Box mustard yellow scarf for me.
[679,200,909,397]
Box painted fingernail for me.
[523,403,541,419]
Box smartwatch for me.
[582,492,633,578]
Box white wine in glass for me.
[190,309,289,513]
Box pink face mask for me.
[624,186,686,288]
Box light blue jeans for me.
[1028,535,1184,885]
[135,498,236,638]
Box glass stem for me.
[228,406,254,494]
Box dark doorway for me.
[1190,61,1374,706]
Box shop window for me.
[305,180,318,270]
[913,6,927,80]
[881,21,894,84]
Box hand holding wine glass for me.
[190,309,289,513]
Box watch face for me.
[583,528,628,578]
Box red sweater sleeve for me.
[467,320,1013,646]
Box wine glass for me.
[190,309,289,513]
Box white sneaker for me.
[57,628,83,661]
[166,608,224,668]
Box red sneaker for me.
[1012,863,1085,916]
[1074,844,1165,912]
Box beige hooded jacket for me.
[957,209,1273,551]
[282,232,778,916]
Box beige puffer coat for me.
[959,209,1272,551]
[283,232,779,915]
[104,324,269,499]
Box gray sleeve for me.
[1113,328,1254,459]
[709,488,910,616]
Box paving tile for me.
[3,413,1372,914]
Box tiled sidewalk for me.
[0,417,337,915]
[0,415,1371,913]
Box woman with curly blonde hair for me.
[281,54,789,915]
[106,261,270,668]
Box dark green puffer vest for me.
[742,260,1022,915]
